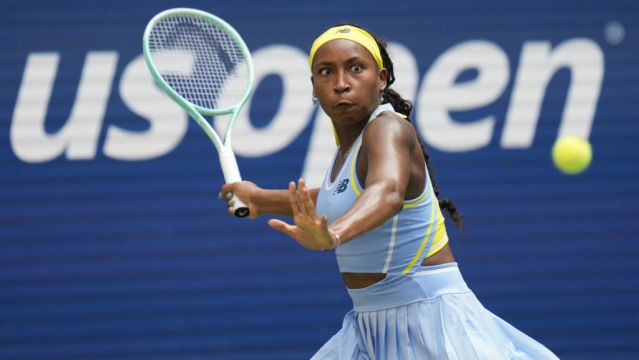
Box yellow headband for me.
[309,25,383,70]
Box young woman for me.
[221,24,558,360]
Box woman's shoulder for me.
[362,110,417,143]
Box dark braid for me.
[343,24,464,229]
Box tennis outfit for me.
[312,104,558,359]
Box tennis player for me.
[221,24,559,359]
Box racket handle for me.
[229,193,249,218]
[219,150,249,218]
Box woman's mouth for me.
[335,100,354,108]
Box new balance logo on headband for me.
[336,28,351,34]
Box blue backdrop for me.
[1,0,638,359]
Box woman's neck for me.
[333,101,385,153]
[335,121,366,156]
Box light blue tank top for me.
[315,104,449,276]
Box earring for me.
[312,95,319,104]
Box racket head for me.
[143,8,254,116]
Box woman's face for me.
[311,39,387,126]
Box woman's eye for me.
[319,68,331,76]
[351,64,363,72]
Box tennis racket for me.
[143,8,252,217]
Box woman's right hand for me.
[220,181,262,219]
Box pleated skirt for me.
[311,263,559,360]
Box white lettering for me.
[11,52,117,162]
[9,37,605,164]
[417,40,509,152]
[216,45,313,157]
[104,54,188,160]
[501,39,604,147]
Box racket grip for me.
[219,150,249,218]
[229,194,249,218]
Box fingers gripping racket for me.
[143,8,251,217]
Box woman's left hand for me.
[268,179,338,251]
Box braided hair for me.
[339,23,464,228]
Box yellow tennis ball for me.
[552,136,592,174]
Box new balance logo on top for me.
[333,179,349,195]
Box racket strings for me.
[148,15,250,110]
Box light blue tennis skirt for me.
[312,263,559,360]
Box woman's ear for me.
[379,68,388,90]
[310,76,318,104]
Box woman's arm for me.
[221,181,319,218]
[267,113,420,250]
[329,113,416,243]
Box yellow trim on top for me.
[425,203,449,258]
[426,224,448,258]
[349,139,363,196]
[403,188,428,208]
[402,199,436,275]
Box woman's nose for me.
[334,71,350,93]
